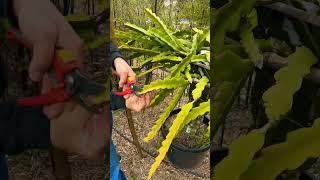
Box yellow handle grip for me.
[127,76,136,83]
[56,50,76,63]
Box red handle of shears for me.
[17,88,70,106]
[114,89,133,96]
[7,28,80,107]
[112,70,136,96]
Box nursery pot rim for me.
[160,108,210,153]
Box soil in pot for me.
[161,108,210,169]
[163,109,209,149]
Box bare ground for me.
[7,152,105,180]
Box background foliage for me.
[212,0,320,179]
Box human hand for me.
[41,74,107,159]
[114,57,136,88]
[50,101,108,159]
[13,0,84,119]
[113,57,151,111]
[124,93,151,112]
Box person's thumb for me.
[29,37,56,82]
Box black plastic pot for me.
[161,109,210,169]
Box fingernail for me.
[30,72,42,81]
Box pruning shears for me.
[6,28,107,112]
[112,70,142,96]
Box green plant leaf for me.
[125,22,153,37]
[170,53,193,78]
[84,35,107,50]
[172,35,190,52]
[115,30,155,46]
[212,0,257,53]
[240,10,262,67]
[240,118,320,180]
[262,47,317,121]
[190,33,199,55]
[181,100,210,129]
[197,28,210,49]
[119,46,160,55]
[193,27,203,34]
[144,86,186,142]
[127,53,144,60]
[212,50,254,136]
[191,54,208,63]
[178,38,192,48]
[151,89,173,107]
[148,102,193,180]
[137,66,163,77]
[203,51,210,62]
[185,65,192,82]
[214,129,265,180]
[169,34,199,78]
[115,30,144,40]
[148,28,186,55]
[221,44,248,58]
[213,50,254,83]
[131,66,141,71]
[140,77,188,94]
[144,8,185,52]
[66,15,95,30]
[140,52,171,66]
[78,29,96,43]
[192,76,209,100]
[241,29,262,67]
[144,8,174,35]
[151,55,182,63]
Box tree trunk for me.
[113,0,117,28]
[70,0,74,14]
[154,0,158,15]
[169,0,172,23]
[190,0,195,31]
[92,0,95,15]
[64,0,71,15]
[87,0,91,15]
